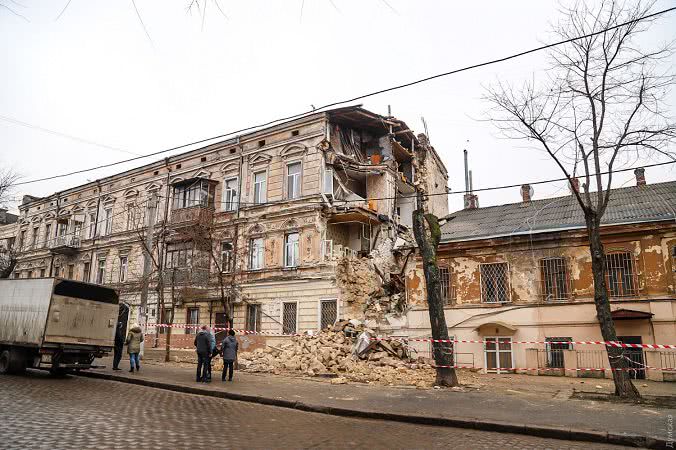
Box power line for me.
[12,5,676,188]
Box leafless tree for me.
[485,1,675,399]
[0,168,20,207]
[412,134,458,387]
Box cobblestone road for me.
[0,371,625,450]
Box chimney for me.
[520,184,532,203]
[462,150,479,209]
[569,178,580,194]
[634,168,646,186]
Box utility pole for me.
[139,191,158,355]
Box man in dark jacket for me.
[194,326,211,383]
[112,322,124,371]
[221,330,238,382]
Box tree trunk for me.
[165,272,174,363]
[412,207,458,387]
[585,214,640,399]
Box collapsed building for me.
[9,106,448,346]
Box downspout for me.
[89,180,103,282]
[48,192,61,277]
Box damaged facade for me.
[8,106,447,343]
[406,173,676,381]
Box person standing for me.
[194,325,211,383]
[125,323,143,373]
[112,322,124,371]
[206,327,216,381]
[221,330,238,382]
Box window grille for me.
[605,252,638,297]
[246,304,262,332]
[320,299,337,330]
[545,337,572,368]
[480,262,510,303]
[282,302,297,334]
[539,257,570,302]
[439,266,454,305]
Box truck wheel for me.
[0,350,10,374]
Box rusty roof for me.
[441,181,676,243]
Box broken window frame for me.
[253,171,267,205]
[249,237,265,270]
[539,257,571,302]
[286,161,302,200]
[246,304,262,332]
[604,251,639,297]
[284,232,300,268]
[223,177,239,212]
[479,262,511,304]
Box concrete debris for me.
[236,329,436,387]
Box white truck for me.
[0,278,120,375]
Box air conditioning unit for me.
[323,169,334,197]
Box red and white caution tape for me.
[149,323,676,349]
[432,365,676,371]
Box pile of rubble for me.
[233,325,437,387]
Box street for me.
[0,371,625,450]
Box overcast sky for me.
[1,0,675,214]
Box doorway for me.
[617,336,645,380]
[485,337,513,373]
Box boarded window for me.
[480,263,510,303]
[320,299,337,330]
[282,302,297,334]
[605,252,638,297]
[539,257,570,302]
[246,304,262,332]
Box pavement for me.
[81,356,676,448]
[0,371,624,450]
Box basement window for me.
[480,262,510,303]
[605,252,638,297]
[539,257,571,302]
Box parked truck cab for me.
[0,278,120,375]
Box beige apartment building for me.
[9,106,448,345]
[405,172,676,381]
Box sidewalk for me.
[85,357,675,448]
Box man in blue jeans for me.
[194,325,211,382]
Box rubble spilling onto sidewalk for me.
[227,321,440,387]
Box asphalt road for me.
[0,371,625,450]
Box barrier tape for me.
[432,365,676,371]
[150,323,676,349]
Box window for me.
[96,259,106,284]
[284,233,300,268]
[545,337,572,369]
[282,302,297,334]
[439,266,454,305]
[320,299,338,330]
[126,205,136,231]
[258,139,265,148]
[246,304,262,332]
[166,244,190,269]
[605,252,638,297]
[44,223,52,247]
[119,256,128,282]
[88,214,96,238]
[31,227,39,249]
[27,270,33,279]
[186,307,199,334]
[223,177,238,211]
[72,220,83,238]
[249,237,264,270]
[291,130,299,137]
[159,308,172,334]
[83,262,91,282]
[40,268,46,277]
[172,180,215,210]
[539,257,570,302]
[286,162,301,199]
[19,230,26,250]
[480,262,510,303]
[220,242,234,273]
[54,266,60,278]
[57,221,68,237]
[485,337,513,373]
[104,208,113,235]
[67,264,74,279]
[253,171,267,205]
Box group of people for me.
[110,323,239,383]
[194,325,238,383]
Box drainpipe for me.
[48,192,61,277]
[88,180,103,283]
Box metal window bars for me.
[320,299,338,330]
[282,302,298,335]
[480,262,510,303]
[439,266,454,305]
[539,257,571,302]
[604,252,638,297]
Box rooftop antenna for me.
[421,116,429,140]
[387,104,392,117]
[463,146,470,193]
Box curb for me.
[78,371,665,448]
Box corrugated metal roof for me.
[441,181,676,242]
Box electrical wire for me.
[12,5,676,188]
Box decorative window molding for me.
[101,195,116,205]
[220,162,239,175]
[145,182,162,192]
[123,188,139,199]
[30,215,43,223]
[248,224,265,236]
[282,219,300,230]
[169,176,185,185]
[249,153,273,167]
[192,169,212,179]
[280,143,307,160]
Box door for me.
[485,337,513,374]
[618,336,645,380]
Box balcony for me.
[163,267,210,288]
[49,235,81,256]
[169,206,214,228]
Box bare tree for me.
[485,1,675,399]
[0,169,20,207]
[412,134,458,387]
